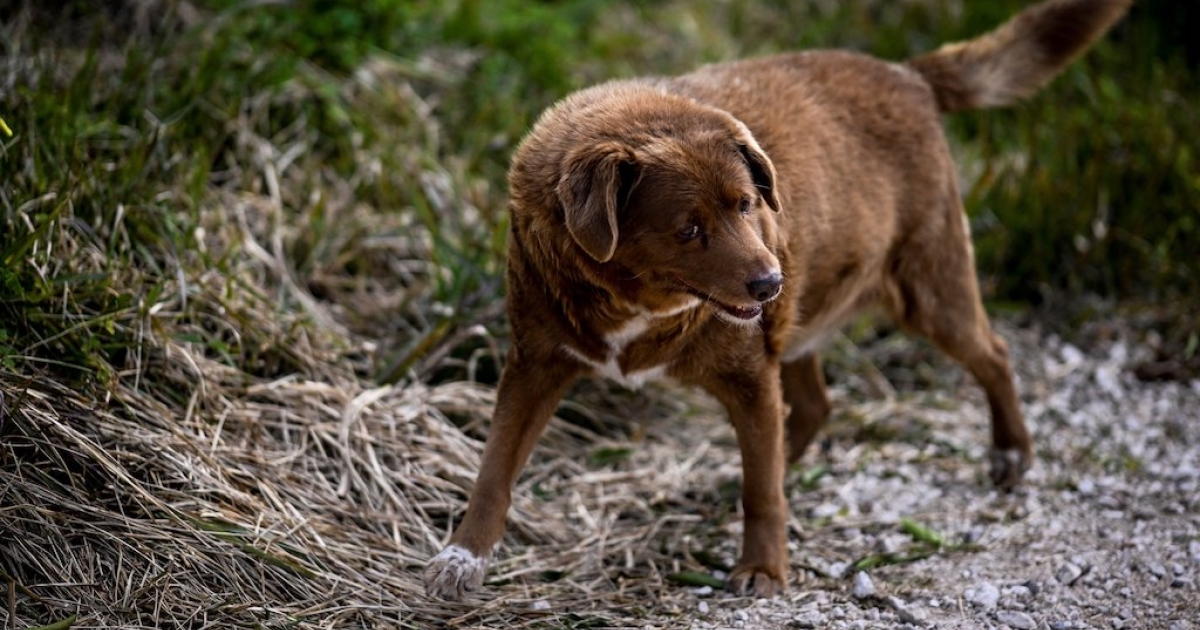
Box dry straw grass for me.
[2,330,975,628]
[0,279,772,628]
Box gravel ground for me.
[674,318,1199,630]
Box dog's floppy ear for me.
[557,142,639,262]
[735,130,782,213]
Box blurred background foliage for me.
[187,0,1199,304]
[1,0,1196,389]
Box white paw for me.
[423,544,489,600]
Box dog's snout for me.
[747,272,783,302]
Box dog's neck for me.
[510,206,724,384]
[542,250,713,385]
[558,256,699,339]
[559,296,703,388]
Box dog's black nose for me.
[746,272,783,302]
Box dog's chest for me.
[561,303,698,388]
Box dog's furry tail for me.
[907,0,1132,113]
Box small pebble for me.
[698,601,709,614]
[888,597,927,624]
[1004,584,1032,600]
[791,610,826,628]
[852,571,876,599]
[1056,562,1085,586]
[996,610,1037,630]
[966,582,1000,609]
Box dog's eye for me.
[739,197,754,215]
[677,224,702,242]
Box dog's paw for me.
[727,564,787,598]
[989,446,1033,490]
[423,544,488,600]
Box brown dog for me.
[425,0,1130,600]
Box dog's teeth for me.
[730,305,763,319]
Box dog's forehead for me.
[637,135,753,203]
[637,125,737,160]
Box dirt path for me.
[680,321,1199,629]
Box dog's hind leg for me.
[933,314,1031,489]
[887,212,1033,489]
[424,349,581,600]
[781,353,831,465]
[926,309,1032,488]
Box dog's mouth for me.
[674,277,764,321]
[715,301,763,320]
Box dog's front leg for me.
[424,349,580,600]
[705,362,789,597]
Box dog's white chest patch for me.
[561,299,699,388]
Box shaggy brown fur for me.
[425,0,1132,600]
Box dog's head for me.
[556,110,784,325]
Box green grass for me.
[1,0,1196,394]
